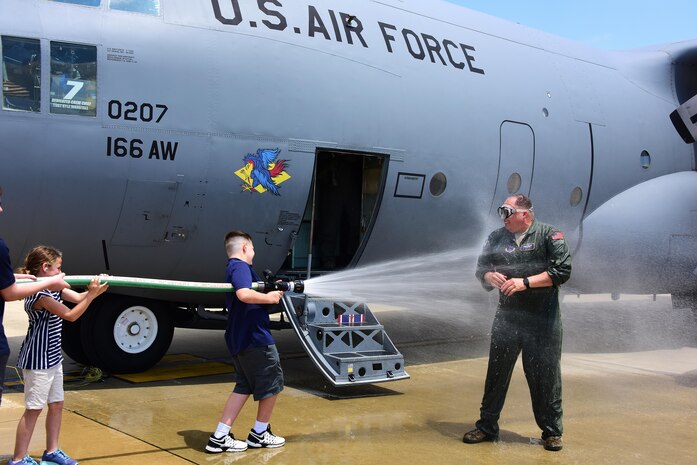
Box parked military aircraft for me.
[1,0,696,378]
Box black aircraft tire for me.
[61,318,91,366]
[80,296,174,374]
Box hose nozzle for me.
[262,280,304,293]
[257,269,304,293]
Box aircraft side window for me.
[51,0,101,6]
[506,173,522,194]
[429,172,447,197]
[109,0,160,15]
[2,36,41,113]
[50,41,97,117]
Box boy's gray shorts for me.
[232,344,284,401]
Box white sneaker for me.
[205,433,248,453]
[246,426,286,448]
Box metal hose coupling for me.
[255,279,305,293]
[259,269,304,293]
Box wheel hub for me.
[128,322,141,336]
[113,306,159,354]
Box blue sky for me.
[446,0,697,49]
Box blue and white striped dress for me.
[17,290,64,370]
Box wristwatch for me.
[523,277,530,289]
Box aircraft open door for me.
[278,149,406,386]
[283,149,388,277]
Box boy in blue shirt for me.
[205,230,286,454]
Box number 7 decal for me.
[64,80,84,100]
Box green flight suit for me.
[474,219,572,439]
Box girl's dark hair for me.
[18,245,62,275]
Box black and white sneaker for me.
[246,426,285,448]
[205,433,248,453]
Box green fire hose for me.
[16,275,304,293]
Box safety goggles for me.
[497,204,529,219]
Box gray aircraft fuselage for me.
[2,0,697,373]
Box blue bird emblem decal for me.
[235,148,291,195]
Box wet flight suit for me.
[474,219,571,439]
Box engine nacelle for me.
[571,171,697,295]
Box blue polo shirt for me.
[0,238,16,356]
[224,258,274,355]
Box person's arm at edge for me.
[0,273,69,302]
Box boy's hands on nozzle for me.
[267,290,283,304]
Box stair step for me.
[281,294,409,386]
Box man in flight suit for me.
[463,194,571,452]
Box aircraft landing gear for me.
[61,318,91,366]
[66,295,175,374]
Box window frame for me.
[49,40,98,118]
[1,35,42,113]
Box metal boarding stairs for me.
[281,294,409,386]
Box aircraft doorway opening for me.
[283,150,388,277]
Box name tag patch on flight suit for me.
[520,243,536,252]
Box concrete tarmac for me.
[2,294,697,465]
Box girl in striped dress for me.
[10,246,108,465]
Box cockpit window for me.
[51,0,101,6]
[50,41,97,117]
[2,36,41,112]
[109,0,160,15]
